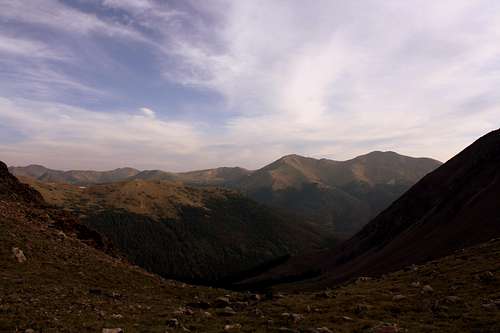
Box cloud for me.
[0,97,202,170]
[1,0,499,170]
[0,0,147,41]
[0,34,69,60]
[156,0,500,163]
[140,107,155,118]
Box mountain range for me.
[10,151,441,237]
[242,128,500,290]
[1,130,499,332]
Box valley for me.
[2,130,500,332]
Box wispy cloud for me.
[0,0,499,170]
[0,97,201,170]
[0,0,147,40]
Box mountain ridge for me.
[240,128,500,290]
[9,150,440,185]
[10,151,441,237]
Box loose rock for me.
[218,306,236,316]
[224,324,242,331]
[316,328,333,333]
[371,323,401,333]
[392,294,406,301]
[422,285,434,293]
[102,329,123,333]
[214,297,231,308]
[12,247,26,263]
[291,313,304,323]
[444,296,460,303]
[166,318,179,328]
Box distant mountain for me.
[9,165,140,185]
[232,151,441,237]
[22,177,326,285]
[242,129,500,289]
[10,151,441,237]
[177,167,252,185]
[7,164,53,179]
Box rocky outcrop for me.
[0,161,44,204]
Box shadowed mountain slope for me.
[242,129,500,290]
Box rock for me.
[444,296,460,303]
[166,318,179,328]
[173,307,194,316]
[316,328,333,333]
[111,314,123,319]
[202,311,212,318]
[482,303,497,311]
[410,281,421,288]
[25,329,35,333]
[356,276,372,283]
[214,297,231,308]
[217,306,236,316]
[281,312,303,321]
[102,329,123,333]
[392,294,406,301]
[371,323,401,333]
[422,285,434,293]
[277,328,299,332]
[12,247,26,263]
[224,324,242,331]
[291,313,304,323]
[342,316,354,321]
[249,293,262,301]
[478,271,495,283]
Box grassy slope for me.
[19,178,326,284]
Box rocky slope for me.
[21,177,326,285]
[242,129,500,290]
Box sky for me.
[0,0,499,171]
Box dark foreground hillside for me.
[2,196,500,332]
